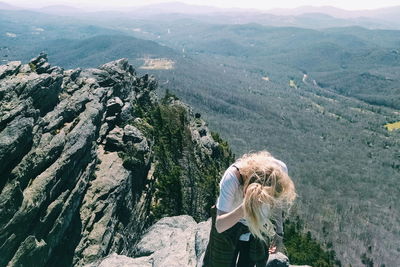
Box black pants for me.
[232,240,269,267]
[203,206,269,267]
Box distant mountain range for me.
[1,3,399,266]
[268,5,400,18]
[1,1,400,28]
[37,5,84,15]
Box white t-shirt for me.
[215,158,287,241]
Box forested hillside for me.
[1,7,399,266]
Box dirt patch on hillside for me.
[139,58,175,70]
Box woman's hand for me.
[268,245,277,254]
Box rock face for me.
[0,54,232,266]
[87,215,207,267]
[88,215,312,267]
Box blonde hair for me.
[236,151,297,243]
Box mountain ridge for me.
[1,1,400,27]
[0,54,234,266]
[1,8,399,266]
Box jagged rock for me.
[123,125,143,143]
[0,57,63,117]
[267,252,289,267]
[0,55,232,267]
[90,215,310,267]
[105,115,117,122]
[195,220,212,265]
[120,102,134,122]
[133,215,199,267]
[201,135,218,151]
[29,53,51,74]
[18,64,32,74]
[0,55,156,267]
[105,126,124,151]
[100,58,135,77]
[161,98,218,157]
[266,252,311,267]
[106,97,123,117]
[98,123,109,143]
[0,116,34,176]
[0,61,21,79]
[198,127,207,137]
[64,68,82,81]
[73,145,133,266]
[186,111,218,156]
[135,215,197,254]
[136,137,150,152]
[90,216,205,267]
[84,253,152,267]
[7,235,48,267]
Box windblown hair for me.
[236,151,297,243]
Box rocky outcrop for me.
[87,215,312,267]
[86,215,207,267]
[0,54,232,266]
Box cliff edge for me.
[87,215,312,267]
[0,54,233,266]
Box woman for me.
[203,151,297,267]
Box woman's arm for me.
[271,208,285,253]
[215,203,244,233]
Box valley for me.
[1,4,399,266]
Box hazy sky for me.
[4,0,400,10]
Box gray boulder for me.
[105,126,124,151]
[92,215,206,267]
[123,125,144,143]
[29,53,51,74]
[267,252,289,267]
[84,253,152,267]
[90,215,310,267]
[106,97,123,117]
[0,61,21,79]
